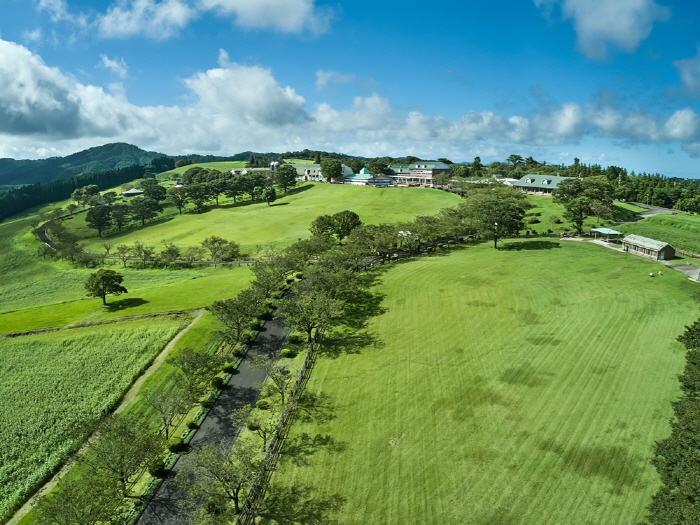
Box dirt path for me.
[4,309,205,525]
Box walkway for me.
[136,317,289,525]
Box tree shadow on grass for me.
[285,184,314,196]
[319,327,384,359]
[281,432,348,467]
[258,484,346,525]
[104,297,149,311]
[498,241,562,251]
[295,391,338,424]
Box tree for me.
[275,164,297,194]
[246,408,278,452]
[85,205,112,237]
[320,158,343,182]
[183,245,205,267]
[275,290,344,345]
[250,355,295,405]
[66,203,78,216]
[176,439,262,515]
[367,159,389,184]
[143,384,192,439]
[167,347,224,400]
[101,241,113,264]
[34,469,123,525]
[437,157,453,165]
[102,191,118,205]
[130,197,162,225]
[159,242,181,265]
[111,204,131,231]
[507,154,524,166]
[84,269,127,305]
[331,210,362,242]
[225,176,244,203]
[309,214,334,237]
[208,288,266,346]
[115,245,132,267]
[166,186,190,214]
[84,414,164,497]
[263,186,277,206]
[462,184,529,248]
[202,235,240,266]
[133,240,156,268]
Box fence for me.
[235,332,323,525]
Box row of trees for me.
[645,316,700,523]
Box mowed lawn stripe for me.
[265,240,696,525]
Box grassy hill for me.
[265,240,697,524]
[618,213,700,254]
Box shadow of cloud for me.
[103,297,149,311]
[258,484,346,525]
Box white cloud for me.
[5,39,700,162]
[673,46,700,96]
[535,0,670,59]
[100,55,128,78]
[198,0,332,35]
[23,29,43,43]
[97,0,197,40]
[315,71,357,91]
[37,0,89,27]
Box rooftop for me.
[512,174,569,189]
[622,234,674,251]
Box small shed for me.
[622,234,675,260]
[121,188,144,197]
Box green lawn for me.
[618,212,700,254]
[526,196,643,233]
[75,183,461,254]
[156,161,247,181]
[0,317,187,522]
[264,240,698,525]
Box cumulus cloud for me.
[100,55,128,78]
[535,0,670,59]
[5,39,700,161]
[198,0,333,35]
[96,0,197,40]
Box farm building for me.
[121,188,144,197]
[621,234,676,260]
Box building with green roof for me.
[512,174,569,195]
[622,234,676,260]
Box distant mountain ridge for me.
[0,143,167,186]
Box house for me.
[121,188,144,197]
[621,234,676,260]
[388,162,451,187]
[511,174,569,195]
[343,172,392,186]
[290,163,353,183]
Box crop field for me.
[0,317,187,521]
[74,183,461,253]
[618,212,700,254]
[265,240,698,525]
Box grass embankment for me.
[265,240,698,525]
[73,183,461,254]
[0,317,187,522]
[618,213,700,254]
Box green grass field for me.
[264,240,698,525]
[74,183,461,253]
[618,212,700,254]
[526,196,643,233]
[0,317,187,522]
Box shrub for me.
[293,272,303,279]
[233,346,248,358]
[246,419,261,431]
[187,421,199,430]
[241,333,252,345]
[527,217,540,224]
[256,399,271,410]
[168,438,185,453]
[148,459,167,478]
[286,277,295,284]
[222,363,235,374]
[248,318,260,330]
[211,377,225,389]
[280,348,296,358]
[534,212,542,216]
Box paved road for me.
[625,202,678,222]
[137,318,289,525]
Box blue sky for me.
[2,0,700,177]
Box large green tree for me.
[462,184,529,248]
[320,158,343,182]
[130,197,162,225]
[84,269,127,305]
[275,164,298,193]
[85,205,112,237]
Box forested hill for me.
[0,143,166,186]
